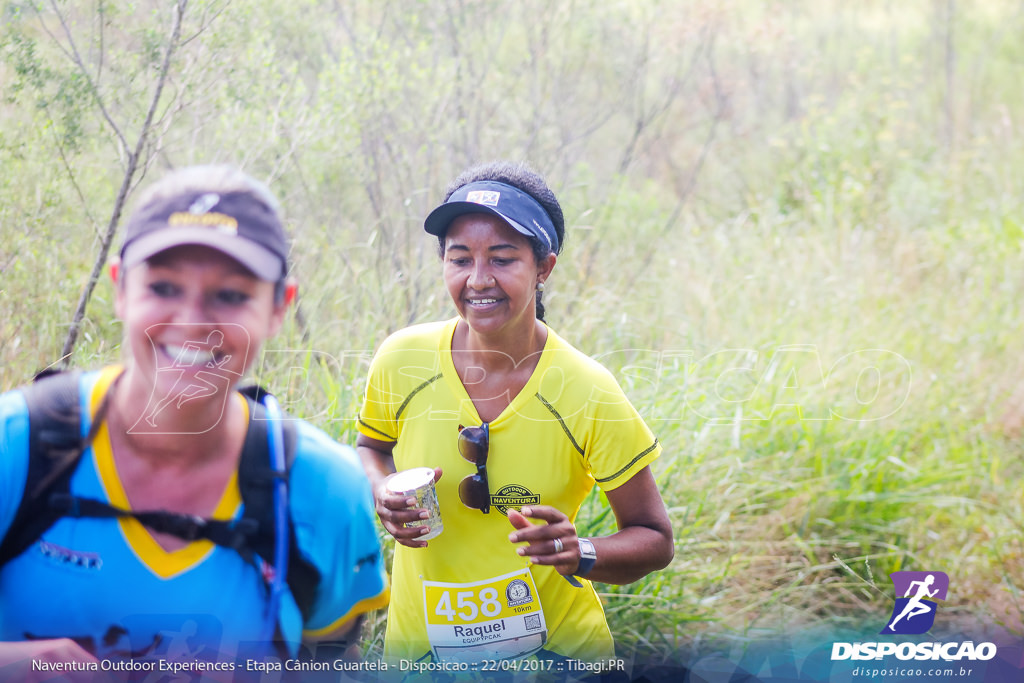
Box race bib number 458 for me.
[423,568,547,663]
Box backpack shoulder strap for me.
[1,375,324,623]
[0,371,84,566]
[237,386,321,621]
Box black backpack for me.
[0,370,320,621]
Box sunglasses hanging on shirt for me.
[458,423,490,513]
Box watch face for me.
[579,538,596,558]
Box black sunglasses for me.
[458,423,490,513]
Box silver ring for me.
[553,538,563,553]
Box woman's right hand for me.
[373,467,443,548]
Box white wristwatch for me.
[575,537,597,577]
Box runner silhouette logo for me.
[882,571,949,635]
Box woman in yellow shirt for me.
[357,161,673,666]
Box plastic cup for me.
[386,467,443,540]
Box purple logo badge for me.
[882,571,949,635]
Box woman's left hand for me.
[507,506,580,578]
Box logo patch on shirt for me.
[38,540,102,571]
[491,484,540,516]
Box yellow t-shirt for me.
[358,318,661,663]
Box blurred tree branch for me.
[52,0,189,366]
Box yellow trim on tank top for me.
[89,365,243,579]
